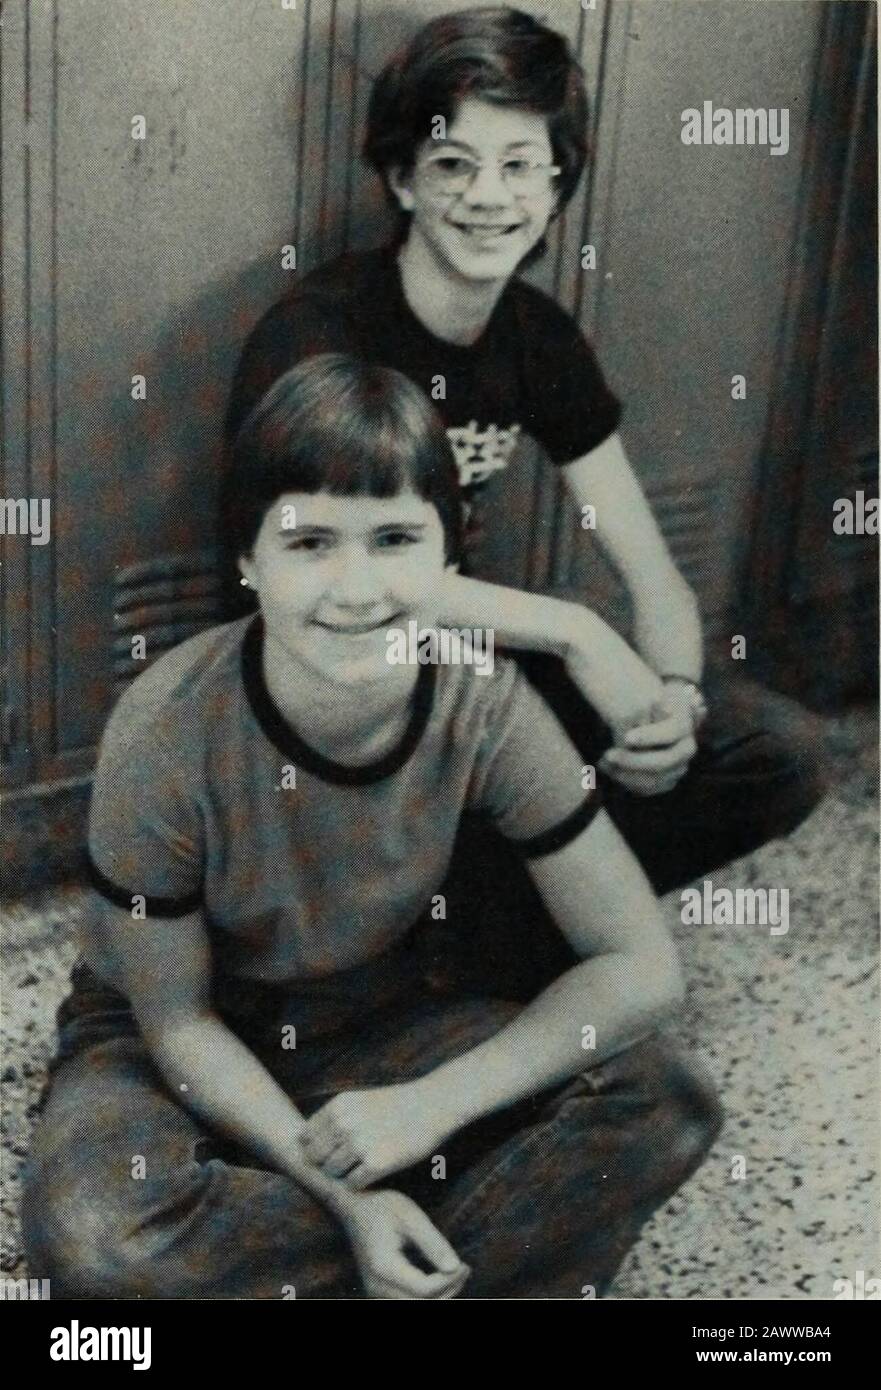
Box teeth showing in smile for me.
[454,223,520,238]
[319,624,384,636]
[315,616,398,636]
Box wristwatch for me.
[662,676,708,731]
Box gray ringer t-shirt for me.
[87,617,599,994]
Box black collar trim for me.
[241,615,436,786]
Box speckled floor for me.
[2,708,878,1297]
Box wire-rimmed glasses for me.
[418,154,562,197]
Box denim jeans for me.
[21,961,722,1300]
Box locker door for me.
[10,0,312,778]
[2,0,41,788]
[746,1,877,704]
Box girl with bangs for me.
[23,355,721,1300]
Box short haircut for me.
[224,353,463,564]
[363,6,590,255]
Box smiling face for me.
[239,489,447,691]
[391,97,558,285]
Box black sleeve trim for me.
[87,853,203,918]
[507,792,603,860]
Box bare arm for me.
[300,811,684,1187]
[84,896,357,1215]
[561,435,705,790]
[412,809,683,1128]
[436,569,597,658]
[435,570,667,737]
[83,895,469,1297]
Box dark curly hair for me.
[363,7,590,261]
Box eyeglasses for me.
[418,154,562,197]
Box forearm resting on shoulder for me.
[436,572,667,735]
[436,570,653,670]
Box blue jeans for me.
[21,962,722,1299]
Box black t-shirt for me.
[222,246,622,612]
[226,245,622,494]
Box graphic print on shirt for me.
[447,420,523,490]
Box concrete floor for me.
[2,707,878,1297]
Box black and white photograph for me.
[1,0,878,1325]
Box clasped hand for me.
[298,1081,453,1190]
[300,1083,470,1299]
[566,642,699,796]
[600,683,698,796]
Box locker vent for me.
[648,478,721,593]
[113,550,221,686]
